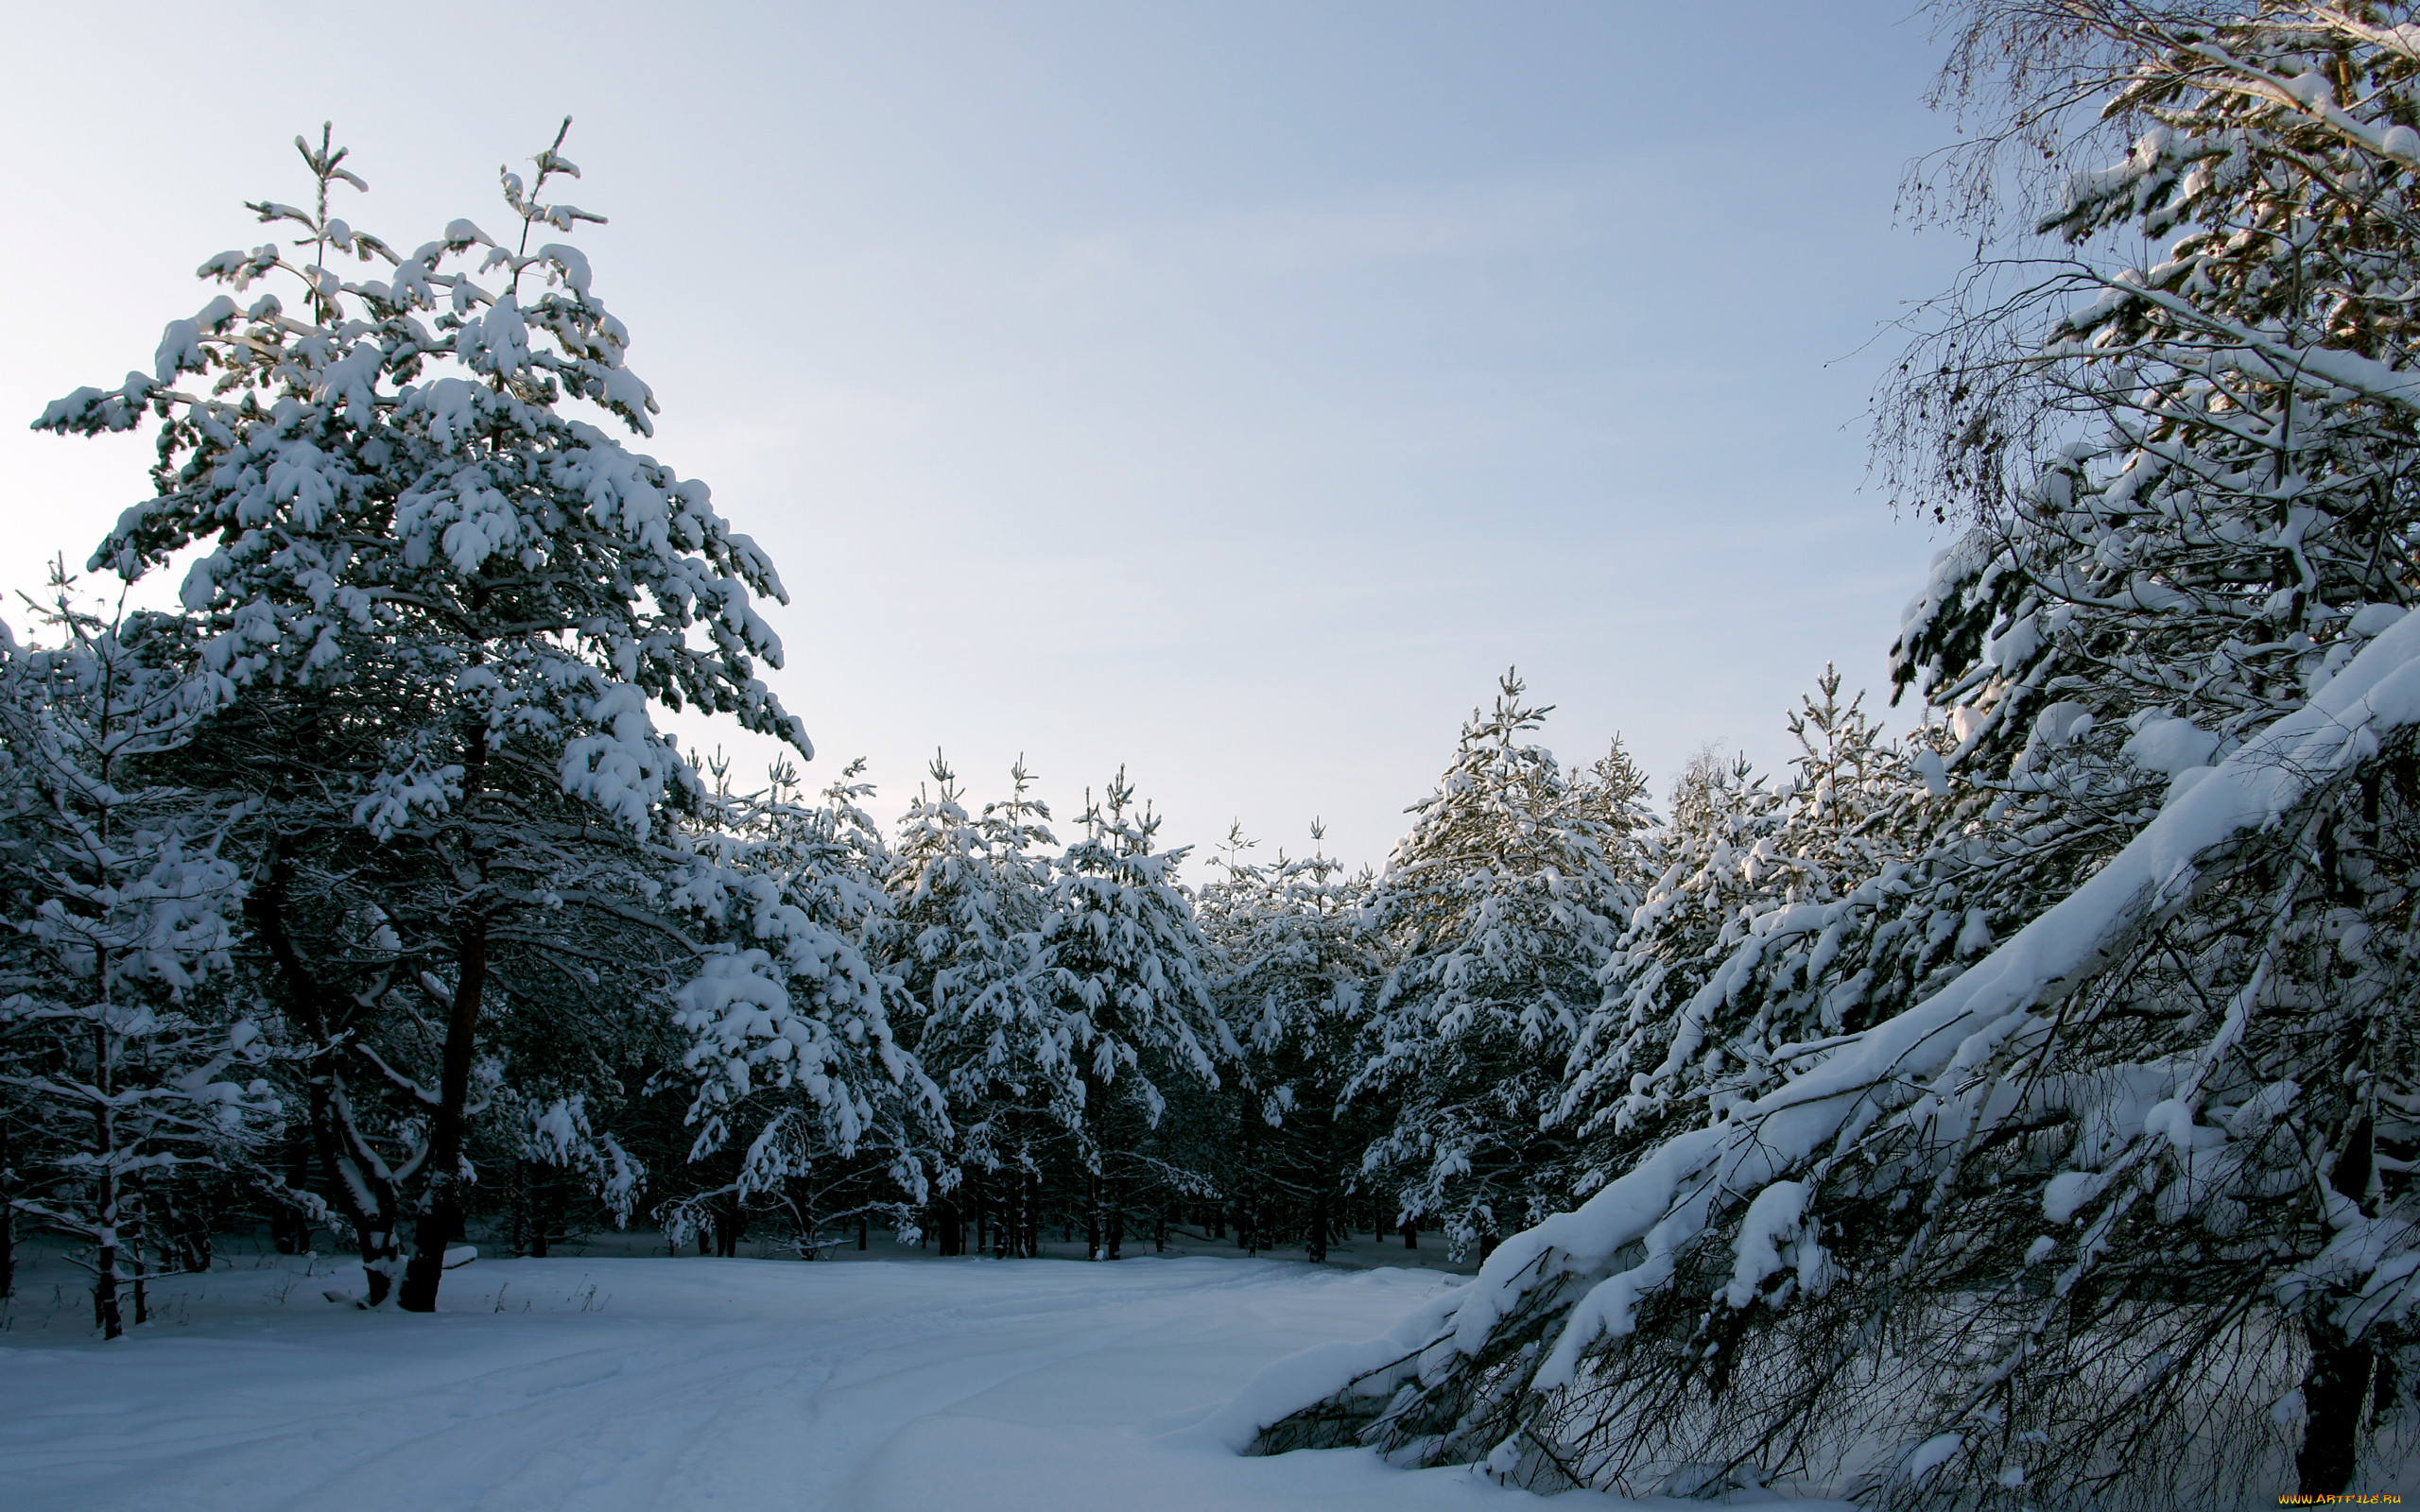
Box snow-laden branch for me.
[1231,603,2420,1440]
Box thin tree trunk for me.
[1085,1169,1103,1262]
[510,1158,528,1258]
[529,1163,557,1260]
[1024,1169,1041,1258]
[399,912,490,1312]
[717,1190,746,1258]
[269,1129,314,1255]
[0,1115,17,1298]
[93,1018,122,1339]
[1306,1109,1333,1263]
[1402,1218,1418,1250]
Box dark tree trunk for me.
[508,1159,526,1258]
[2300,1323,2375,1495]
[1024,1169,1042,1258]
[399,912,491,1312]
[1085,1170,1103,1262]
[170,1199,212,1273]
[2302,1116,2383,1493]
[1402,1219,1418,1250]
[716,1191,746,1257]
[269,1131,314,1255]
[857,1213,869,1251]
[0,1118,17,1298]
[93,1017,122,1339]
[539,1166,571,1258]
[1305,1110,1334,1263]
[935,1193,961,1256]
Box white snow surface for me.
[0,1252,1656,1512]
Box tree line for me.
[0,120,1677,1336]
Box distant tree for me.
[885,756,1060,1252]
[1038,770,1233,1259]
[668,758,945,1258]
[1201,820,1384,1261]
[1348,672,1637,1255]
[1556,669,1943,1194]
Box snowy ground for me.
[0,1245,1650,1512]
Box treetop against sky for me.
[0,1,1968,868]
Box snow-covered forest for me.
[9,1,2420,1507]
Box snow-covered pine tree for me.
[1253,8,2420,1503]
[0,584,275,1335]
[1346,672,1635,1256]
[1554,670,1945,1198]
[36,124,806,1308]
[885,755,1057,1254]
[492,1089,644,1257]
[1200,821,1383,1261]
[1038,769,1233,1260]
[1549,744,1776,1162]
[669,758,945,1257]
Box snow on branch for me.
[1236,603,2420,1442]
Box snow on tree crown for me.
[31,123,810,838]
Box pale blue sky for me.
[2,1,1972,869]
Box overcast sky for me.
[1,1,1975,872]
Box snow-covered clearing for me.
[0,1252,1652,1512]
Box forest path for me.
[0,1254,1574,1512]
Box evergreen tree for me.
[886,756,1058,1252]
[669,758,944,1256]
[1201,821,1384,1261]
[1348,672,1636,1255]
[1038,770,1232,1260]
[35,123,807,1307]
[1556,670,1945,1196]
[0,587,273,1335]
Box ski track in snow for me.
[0,1256,1597,1512]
